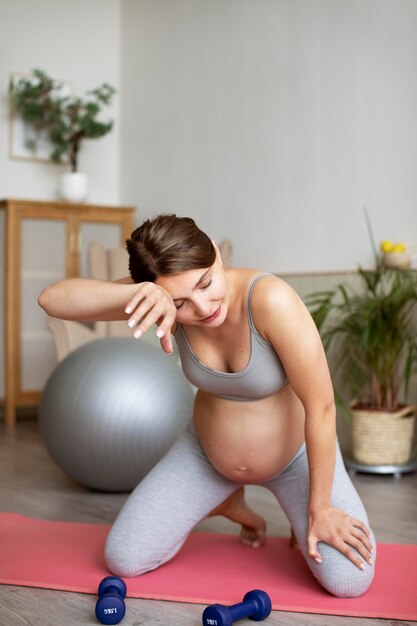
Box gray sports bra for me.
[174,273,288,401]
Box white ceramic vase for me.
[60,172,89,203]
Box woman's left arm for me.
[254,276,373,569]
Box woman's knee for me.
[104,531,168,578]
[105,533,145,577]
[321,566,375,598]
[314,543,376,598]
[105,552,159,578]
[323,569,375,598]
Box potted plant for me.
[305,248,417,468]
[9,68,116,202]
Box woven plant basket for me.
[351,404,416,465]
[382,250,411,269]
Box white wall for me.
[2,0,416,264]
[120,0,417,272]
[1,1,416,267]
[0,0,122,402]
[0,0,122,204]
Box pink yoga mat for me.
[0,513,416,620]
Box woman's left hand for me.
[307,505,374,570]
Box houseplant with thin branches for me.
[9,68,116,200]
[305,253,417,466]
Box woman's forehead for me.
[155,267,211,295]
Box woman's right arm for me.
[38,277,177,353]
[38,277,138,322]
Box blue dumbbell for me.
[95,576,127,625]
[202,589,272,626]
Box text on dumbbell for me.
[104,608,118,614]
[205,620,217,625]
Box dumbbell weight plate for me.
[95,594,126,625]
[96,576,127,625]
[98,576,127,598]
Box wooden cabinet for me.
[0,198,135,427]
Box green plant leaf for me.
[305,259,417,411]
[9,69,116,172]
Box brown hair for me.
[126,214,216,283]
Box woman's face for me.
[155,252,229,327]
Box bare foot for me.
[209,487,266,548]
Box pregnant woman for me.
[39,214,375,598]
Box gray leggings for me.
[105,423,376,598]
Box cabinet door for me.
[78,221,124,278]
[20,218,67,392]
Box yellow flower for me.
[380,240,394,253]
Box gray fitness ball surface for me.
[39,337,194,492]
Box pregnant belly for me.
[193,389,305,483]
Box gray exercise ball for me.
[39,337,194,492]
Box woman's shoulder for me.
[227,268,298,320]
[229,267,291,295]
[259,272,301,300]
[246,271,304,328]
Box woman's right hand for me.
[125,282,177,353]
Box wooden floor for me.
[1,417,416,626]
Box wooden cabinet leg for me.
[4,399,15,428]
